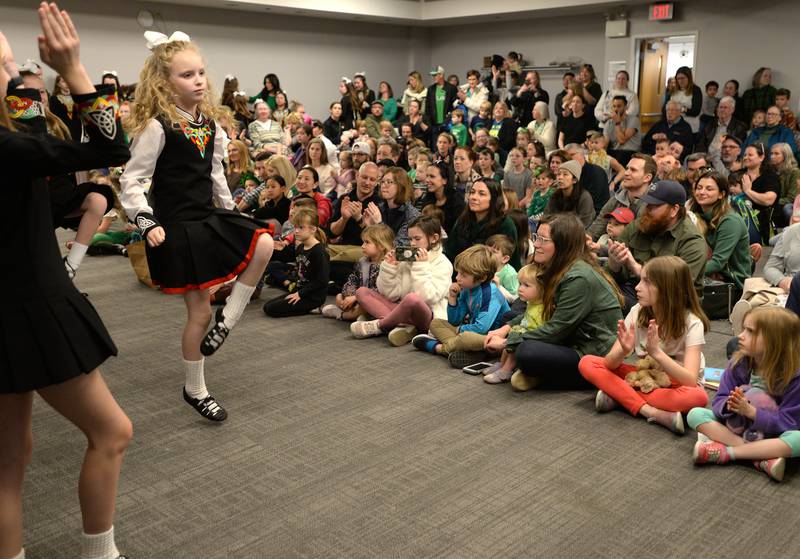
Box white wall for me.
[0,0,421,118]
[428,13,607,115]
[604,0,800,112]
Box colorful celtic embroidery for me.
[5,95,45,121]
[180,122,212,157]
[77,93,119,140]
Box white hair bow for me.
[102,70,118,77]
[144,30,191,50]
[354,71,366,79]
[233,91,247,97]
[341,77,352,84]
[18,59,42,74]
[225,74,236,82]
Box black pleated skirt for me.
[0,290,117,393]
[146,209,270,294]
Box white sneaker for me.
[321,304,343,319]
[350,319,383,338]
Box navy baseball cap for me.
[640,180,686,206]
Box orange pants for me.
[578,355,708,415]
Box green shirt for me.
[435,86,446,124]
[450,123,468,146]
[614,215,708,297]
[506,260,622,356]
[527,187,554,218]
[496,263,519,297]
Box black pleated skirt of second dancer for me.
[146,209,270,294]
[50,179,114,229]
[1,289,118,393]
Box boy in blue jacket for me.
[413,245,510,357]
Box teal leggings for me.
[687,407,800,457]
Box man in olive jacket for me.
[607,180,707,312]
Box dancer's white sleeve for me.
[119,119,165,221]
[211,123,235,210]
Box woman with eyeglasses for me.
[688,171,751,291]
[741,144,781,243]
[484,213,622,391]
[444,179,521,269]
[362,167,420,246]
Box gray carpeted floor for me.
[22,241,798,558]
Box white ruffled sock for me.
[183,358,208,400]
[81,525,119,559]
[66,241,89,271]
[221,281,255,329]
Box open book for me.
[703,367,725,390]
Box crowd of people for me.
[3,3,800,558]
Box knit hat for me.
[558,159,582,181]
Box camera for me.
[395,246,419,262]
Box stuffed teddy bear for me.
[625,356,672,393]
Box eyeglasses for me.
[532,233,553,244]
[380,179,396,185]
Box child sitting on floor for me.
[322,224,395,321]
[263,207,330,317]
[687,306,800,482]
[486,234,519,303]
[412,245,510,360]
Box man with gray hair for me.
[564,143,609,213]
[695,95,747,166]
[642,100,694,157]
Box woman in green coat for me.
[688,170,752,290]
[486,213,623,390]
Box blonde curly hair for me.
[128,40,224,136]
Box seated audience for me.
[558,94,593,148]
[769,142,800,224]
[511,70,549,128]
[595,70,640,131]
[695,96,747,163]
[602,95,642,167]
[741,67,777,125]
[740,143,780,244]
[564,143,610,214]
[743,105,798,155]
[419,160,465,234]
[526,101,557,154]
[662,66,703,135]
[763,221,800,293]
[401,71,427,115]
[305,138,339,195]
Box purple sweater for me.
[713,360,800,435]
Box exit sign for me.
[649,2,674,20]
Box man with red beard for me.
[607,180,707,312]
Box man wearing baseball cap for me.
[351,141,373,170]
[364,99,396,140]
[425,65,458,150]
[606,179,707,312]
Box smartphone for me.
[462,362,496,375]
[395,246,419,262]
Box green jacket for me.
[701,210,752,289]
[613,215,707,297]
[506,260,622,356]
[779,168,800,206]
[445,216,521,269]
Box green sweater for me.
[701,210,752,289]
[506,260,622,357]
[380,98,398,123]
[613,215,708,297]
[445,216,521,269]
[779,168,800,205]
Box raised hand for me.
[645,319,662,357]
[616,319,635,354]
[37,2,93,94]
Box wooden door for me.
[638,39,668,134]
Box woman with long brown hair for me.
[485,213,622,391]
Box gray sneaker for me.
[350,319,383,338]
[594,390,619,413]
[448,350,491,369]
[321,304,343,319]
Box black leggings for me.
[262,294,325,318]
[514,340,588,389]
